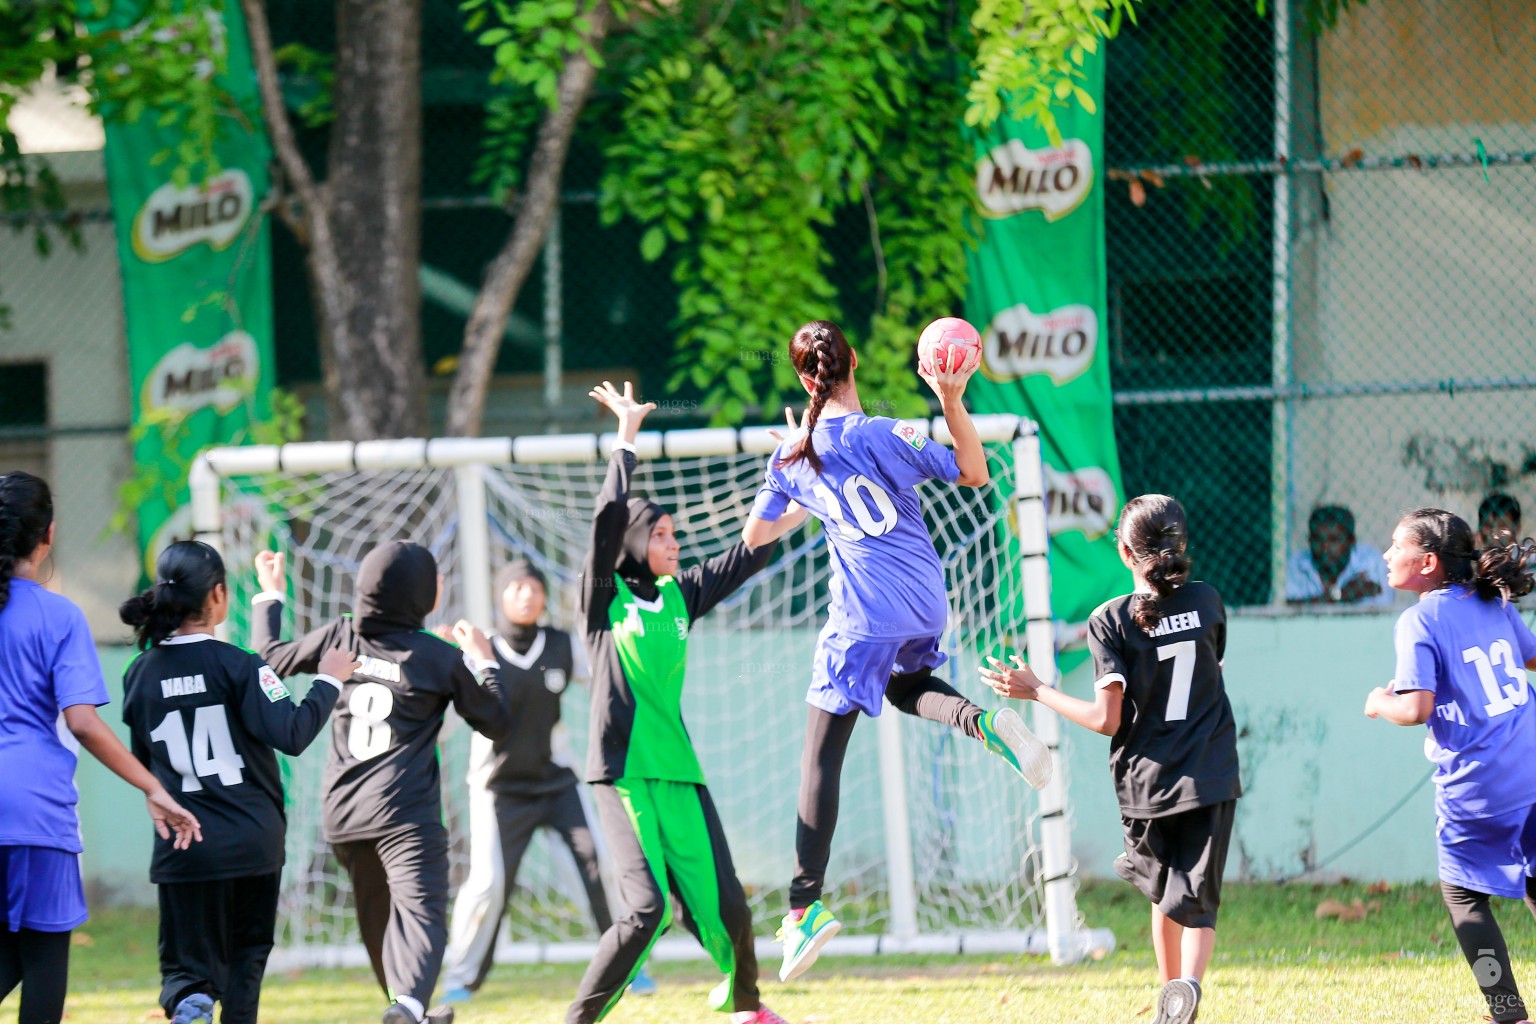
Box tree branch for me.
[239,0,323,230]
[446,1,613,437]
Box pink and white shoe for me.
[738,1007,792,1024]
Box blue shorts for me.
[1,845,88,933]
[1436,803,1536,899]
[808,625,948,717]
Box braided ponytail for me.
[1115,494,1193,632]
[778,320,853,476]
[0,472,54,614]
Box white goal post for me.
[189,414,1112,966]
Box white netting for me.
[215,438,1070,955]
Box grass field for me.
[7,879,1533,1024]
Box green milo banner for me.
[963,53,1131,658]
[92,1,274,579]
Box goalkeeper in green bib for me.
[566,382,808,1024]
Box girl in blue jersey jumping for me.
[742,320,1052,982]
[1366,508,1536,1024]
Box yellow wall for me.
[1320,0,1536,144]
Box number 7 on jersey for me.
[1157,640,1197,722]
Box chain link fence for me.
[3,0,1533,632]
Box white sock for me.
[730,1011,759,1023]
[395,995,425,1022]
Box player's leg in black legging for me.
[885,668,984,739]
[790,707,859,911]
[0,928,71,1024]
[1442,882,1527,1023]
[547,785,614,934]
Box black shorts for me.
[1115,799,1236,930]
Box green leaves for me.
[598,0,969,424]
[965,0,1142,141]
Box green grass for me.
[7,880,1533,1024]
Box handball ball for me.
[917,317,983,376]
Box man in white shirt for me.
[1285,504,1392,607]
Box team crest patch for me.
[892,422,927,451]
[674,616,690,639]
[544,668,567,694]
[258,664,290,703]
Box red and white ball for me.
[917,317,983,376]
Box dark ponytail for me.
[1399,507,1535,604]
[0,472,54,614]
[778,320,854,476]
[1115,494,1193,632]
[119,540,228,650]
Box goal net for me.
[192,417,1109,967]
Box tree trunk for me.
[319,0,427,439]
[445,1,612,437]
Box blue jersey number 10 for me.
[812,475,899,541]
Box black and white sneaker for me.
[381,1005,416,1024]
[1152,978,1200,1024]
[425,1005,455,1024]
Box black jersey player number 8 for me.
[811,474,898,541]
[348,681,396,760]
[148,706,248,791]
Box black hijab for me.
[616,497,669,601]
[354,541,438,637]
[495,557,547,652]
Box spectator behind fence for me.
[1477,493,1521,547]
[1286,504,1392,607]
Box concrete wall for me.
[0,151,140,638]
[76,609,1448,908]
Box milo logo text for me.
[144,332,259,416]
[1043,464,1116,540]
[981,302,1098,385]
[132,170,253,263]
[976,139,1093,221]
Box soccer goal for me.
[189,414,1112,968]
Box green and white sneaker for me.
[776,900,841,982]
[978,708,1052,790]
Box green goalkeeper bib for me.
[609,576,703,782]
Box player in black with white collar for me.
[439,557,657,1001]
[981,495,1240,1024]
[120,541,358,1024]
[251,541,512,1024]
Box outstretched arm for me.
[250,550,334,675]
[580,381,655,633]
[920,349,989,488]
[981,654,1123,736]
[65,704,202,849]
[238,649,356,756]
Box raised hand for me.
[918,343,980,403]
[147,788,203,850]
[452,620,495,663]
[319,647,361,683]
[980,654,1044,700]
[255,550,286,594]
[589,380,656,443]
[768,405,809,444]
